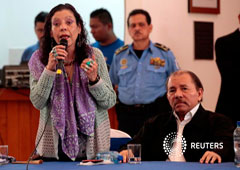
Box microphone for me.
[56,39,68,75]
[26,114,50,170]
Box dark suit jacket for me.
[215,29,240,124]
[121,105,234,162]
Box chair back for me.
[110,129,132,151]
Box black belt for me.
[117,94,167,109]
[134,104,146,108]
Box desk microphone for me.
[26,113,50,170]
[56,39,68,75]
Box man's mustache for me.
[134,31,141,35]
[173,99,188,107]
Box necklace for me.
[64,60,74,66]
[65,64,74,83]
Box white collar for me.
[173,103,200,123]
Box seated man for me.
[120,70,234,163]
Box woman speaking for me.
[28,3,116,161]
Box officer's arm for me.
[109,54,119,85]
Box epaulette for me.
[115,45,129,55]
[154,43,169,52]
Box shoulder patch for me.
[154,43,169,52]
[115,45,129,55]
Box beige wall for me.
[124,0,240,111]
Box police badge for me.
[150,57,165,69]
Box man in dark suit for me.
[120,70,234,164]
[215,13,240,125]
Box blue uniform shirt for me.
[92,38,124,66]
[109,41,179,105]
[20,42,39,64]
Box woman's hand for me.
[46,45,68,71]
[80,55,98,82]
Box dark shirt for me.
[134,49,144,58]
[215,29,240,125]
[120,105,234,162]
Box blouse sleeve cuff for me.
[44,67,56,77]
[88,78,103,88]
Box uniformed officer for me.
[109,9,179,137]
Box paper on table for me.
[78,160,113,166]
[0,158,8,165]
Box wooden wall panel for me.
[19,101,32,160]
[0,102,7,145]
[108,106,118,129]
[0,88,39,161]
[7,101,20,159]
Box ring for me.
[86,60,93,67]
[51,48,58,57]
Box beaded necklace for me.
[64,60,74,66]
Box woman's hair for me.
[40,3,91,65]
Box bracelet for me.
[89,75,100,86]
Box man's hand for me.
[120,150,128,163]
[200,151,222,164]
[120,149,134,163]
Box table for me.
[0,161,238,170]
